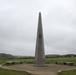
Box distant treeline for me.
[45,54,76,58]
[0,53,76,59]
[0,53,14,58]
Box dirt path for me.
[2,64,76,75]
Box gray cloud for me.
[0,0,76,56]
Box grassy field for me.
[0,67,31,75]
[46,57,76,64]
[0,57,76,75]
[0,57,76,64]
[0,58,34,64]
[58,69,76,75]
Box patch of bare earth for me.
[2,64,76,75]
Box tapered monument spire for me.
[35,12,45,67]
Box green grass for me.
[0,67,31,75]
[0,58,34,64]
[58,69,76,75]
[0,57,76,64]
[0,57,76,75]
[46,57,76,64]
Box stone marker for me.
[35,12,45,67]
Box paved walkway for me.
[1,64,76,75]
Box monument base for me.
[34,64,47,67]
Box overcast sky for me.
[0,0,76,56]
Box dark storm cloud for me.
[0,0,76,55]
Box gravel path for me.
[2,64,76,75]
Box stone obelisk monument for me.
[35,12,45,67]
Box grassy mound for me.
[58,69,76,75]
[0,67,31,75]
